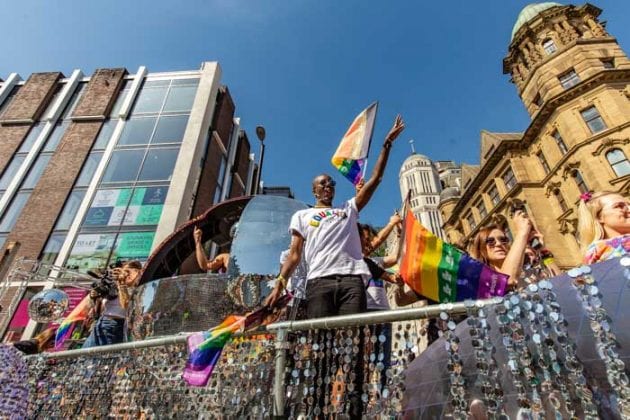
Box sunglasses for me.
[485,236,510,246]
[317,178,336,188]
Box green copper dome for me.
[511,2,563,41]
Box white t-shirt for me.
[290,198,369,281]
[365,256,390,310]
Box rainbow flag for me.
[183,315,246,386]
[399,209,508,302]
[331,102,378,185]
[54,295,91,350]
[183,293,293,387]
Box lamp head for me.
[256,126,266,142]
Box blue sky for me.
[2,1,629,226]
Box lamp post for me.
[255,126,266,194]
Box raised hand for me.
[384,115,405,146]
[193,226,202,244]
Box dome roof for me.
[511,2,562,41]
[402,153,431,166]
[440,187,461,201]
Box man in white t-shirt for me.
[264,114,404,417]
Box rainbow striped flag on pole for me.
[331,102,378,185]
[399,209,508,302]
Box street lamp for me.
[255,126,266,194]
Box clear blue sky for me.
[2,1,629,226]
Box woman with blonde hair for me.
[577,191,630,264]
[469,209,532,290]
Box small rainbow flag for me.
[399,209,508,302]
[183,315,246,386]
[54,295,91,350]
[183,293,292,387]
[331,102,378,185]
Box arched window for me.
[542,38,557,55]
[606,148,630,177]
[571,170,589,193]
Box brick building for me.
[0,62,258,340]
[439,2,630,268]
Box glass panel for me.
[581,106,599,121]
[55,190,86,230]
[152,115,189,144]
[83,188,133,227]
[18,123,44,153]
[109,80,131,117]
[588,118,606,134]
[76,152,103,187]
[118,117,157,146]
[0,155,26,190]
[65,233,117,272]
[228,195,309,276]
[607,149,626,165]
[43,121,70,152]
[93,120,116,150]
[22,154,51,189]
[41,232,67,265]
[0,234,6,249]
[163,85,198,112]
[171,78,200,86]
[0,191,30,232]
[111,231,156,264]
[613,161,630,177]
[60,82,86,120]
[0,85,20,118]
[132,82,168,114]
[101,149,144,183]
[137,148,179,181]
[122,186,168,226]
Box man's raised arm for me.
[355,115,405,211]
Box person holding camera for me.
[82,260,142,348]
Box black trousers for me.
[306,275,366,419]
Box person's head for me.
[312,174,336,206]
[470,224,510,267]
[121,260,142,286]
[577,191,630,249]
[357,223,377,254]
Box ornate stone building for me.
[439,2,630,268]
[399,153,446,239]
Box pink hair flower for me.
[580,191,592,203]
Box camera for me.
[89,261,125,300]
[509,199,527,217]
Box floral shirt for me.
[583,234,630,265]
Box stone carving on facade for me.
[592,138,630,156]
[561,161,581,180]
[558,215,577,235]
[559,20,579,43]
[545,181,562,197]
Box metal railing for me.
[14,298,500,419]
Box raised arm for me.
[370,212,402,253]
[355,115,405,211]
[264,232,305,307]
[500,210,531,288]
[193,226,211,271]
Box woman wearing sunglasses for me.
[469,210,533,290]
[577,191,630,264]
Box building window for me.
[466,213,476,231]
[581,106,607,134]
[542,38,557,55]
[488,184,500,206]
[602,58,615,69]
[477,200,487,219]
[537,151,551,174]
[502,167,516,191]
[552,130,568,154]
[606,148,630,177]
[572,170,589,193]
[558,69,581,90]
[554,189,568,212]
[0,85,21,118]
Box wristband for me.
[277,274,287,289]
